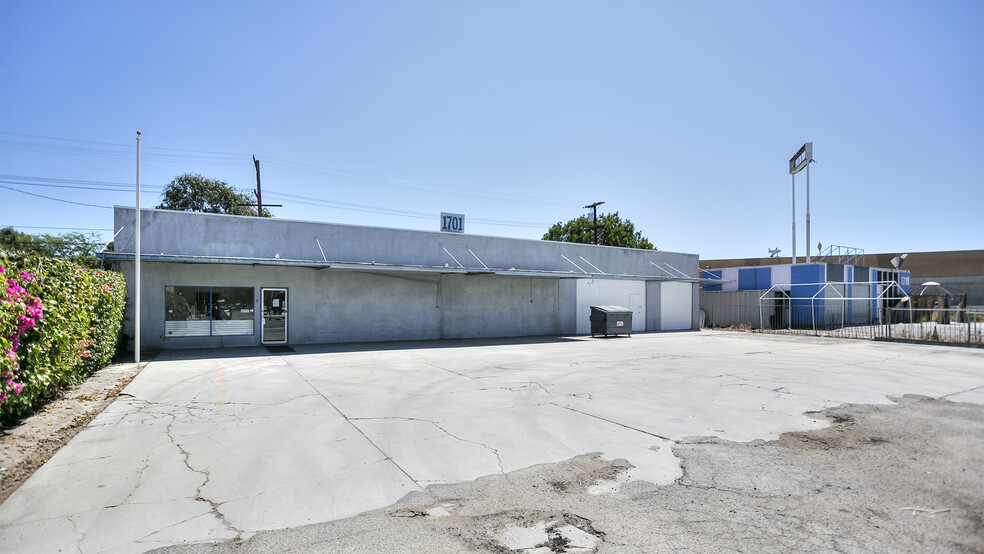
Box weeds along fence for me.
[701,288,983,346]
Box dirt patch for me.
[0,360,145,503]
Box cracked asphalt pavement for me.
[0,331,981,552]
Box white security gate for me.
[576,279,646,333]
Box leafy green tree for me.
[543,212,655,250]
[156,173,272,217]
[0,227,104,268]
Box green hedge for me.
[1,251,126,425]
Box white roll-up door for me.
[660,281,692,330]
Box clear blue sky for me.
[1,1,981,260]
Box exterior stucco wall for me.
[439,275,560,339]
[119,262,573,349]
[113,207,698,278]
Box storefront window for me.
[165,286,254,337]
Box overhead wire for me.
[0,184,114,209]
[1,225,113,231]
[263,190,552,228]
[0,131,567,228]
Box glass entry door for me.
[261,288,288,344]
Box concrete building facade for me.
[107,208,701,350]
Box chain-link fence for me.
[701,289,983,346]
[758,306,983,345]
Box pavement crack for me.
[349,416,505,474]
[558,405,674,442]
[66,514,84,553]
[943,384,984,399]
[164,417,244,540]
[428,420,505,474]
[526,380,552,396]
[134,512,216,544]
[279,357,427,492]
[116,442,156,507]
[423,361,477,380]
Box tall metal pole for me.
[134,132,141,364]
[788,142,812,266]
[791,173,796,264]
[805,161,811,263]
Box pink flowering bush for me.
[0,266,41,403]
[0,251,126,425]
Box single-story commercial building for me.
[106,207,702,350]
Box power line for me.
[0,179,160,193]
[0,185,113,209]
[1,131,245,157]
[0,175,552,229]
[0,132,566,228]
[0,174,138,188]
[263,190,552,228]
[1,225,113,231]
[0,131,567,205]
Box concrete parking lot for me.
[0,331,982,552]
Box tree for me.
[542,212,655,250]
[0,227,105,268]
[156,173,272,217]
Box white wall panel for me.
[771,264,791,289]
[722,268,739,291]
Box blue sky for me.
[1,1,981,260]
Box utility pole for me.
[253,155,263,217]
[584,201,605,245]
[241,156,281,215]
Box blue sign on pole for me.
[440,213,465,233]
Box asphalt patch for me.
[154,396,984,553]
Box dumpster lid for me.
[590,305,633,314]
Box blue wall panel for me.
[735,267,773,290]
[790,264,825,326]
[702,270,722,292]
[754,267,771,289]
[738,268,755,290]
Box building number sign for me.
[440,213,465,233]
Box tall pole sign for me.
[788,142,813,264]
[134,132,141,363]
